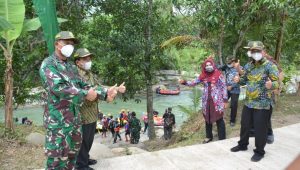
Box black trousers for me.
[76,122,96,169]
[228,93,239,123]
[205,118,226,140]
[164,126,173,140]
[238,106,270,156]
[110,128,115,137]
[114,132,121,142]
[250,106,273,136]
[144,122,148,133]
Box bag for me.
[164,114,173,127]
[108,120,114,129]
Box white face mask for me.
[205,65,214,72]
[60,44,74,57]
[83,61,92,70]
[227,63,233,68]
[247,51,252,57]
[252,52,263,61]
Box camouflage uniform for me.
[129,116,141,144]
[39,32,107,170]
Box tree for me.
[0,0,26,131]
[145,0,156,139]
[0,0,41,131]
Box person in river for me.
[180,57,228,143]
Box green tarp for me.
[33,0,59,54]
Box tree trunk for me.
[4,50,14,130]
[145,0,155,140]
[274,10,286,63]
[297,82,300,96]
[232,24,251,58]
[217,20,224,65]
[274,10,287,110]
[232,30,246,58]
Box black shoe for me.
[266,134,274,144]
[202,138,212,144]
[251,153,264,162]
[230,145,247,152]
[88,159,97,165]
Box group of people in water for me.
[97,106,177,143]
[96,109,142,144]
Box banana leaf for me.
[33,0,59,54]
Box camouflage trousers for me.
[45,124,82,170]
[130,129,140,144]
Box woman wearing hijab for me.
[180,58,228,143]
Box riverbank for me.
[0,94,299,169]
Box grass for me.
[0,123,45,170]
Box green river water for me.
[0,89,246,127]
[0,91,195,126]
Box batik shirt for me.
[39,54,107,129]
[241,58,279,109]
[225,66,241,94]
[77,68,101,124]
[185,74,228,115]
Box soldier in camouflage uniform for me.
[129,112,142,144]
[74,48,126,169]
[39,31,118,170]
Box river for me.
[0,88,246,127]
[0,91,195,126]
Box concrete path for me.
[92,123,300,170]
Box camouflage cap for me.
[55,31,79,44]
[249,41,264,50]
[243,41,264,50]
[74,48,93,59]
[243,41,254,49]
[226,55,235,63]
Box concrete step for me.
[92,123,300,170]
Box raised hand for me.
[86,88,97,101]
[265,78,272,89]
[118,82,126,93]
[107,84,118,102]
[233,59,240,69]
[233,75,240,83]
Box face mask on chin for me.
[60,44,74,58]
[252,52,263,61]
[83,61,92,70]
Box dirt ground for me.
[0,94,299,170]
